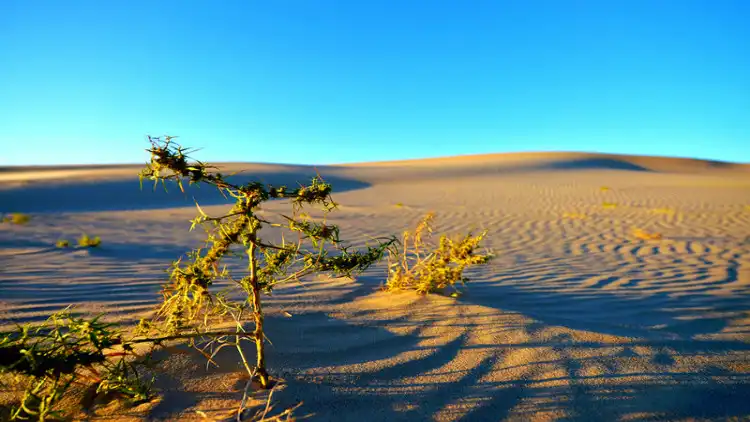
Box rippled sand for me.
[1,152,749,420]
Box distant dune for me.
[1,151,749,420]
[340,151,750,173]
[2,152,748,214]
[1,151,748,182]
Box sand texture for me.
[1,152,750,421]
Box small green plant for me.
[77,234,101,248]
[385,212,493,295]
[1,213,31,225]
[602,202,618,209]
[600,186,610,192]
[0,309,155,421]
[394,202,404,208]
[137,136,395,389]
[56,239,70,248]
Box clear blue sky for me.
[1,0,748,166]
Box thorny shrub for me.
[136,136,396,390]
[0,309,154,421]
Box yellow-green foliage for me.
[633,228,663,241]
[394,202,404,208]
[56,239,70,248]
[0,309,154,420]
[385,213,493,295]
[77,234,101,248]
[138,136,395,390]
[602,202,618,209]
[600,186,611,192]
[1,213,31,225]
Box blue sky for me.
[1,0,748,166]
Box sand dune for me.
[341,151,750,172]
[1,152,749,420]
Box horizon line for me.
[1,149,749,170]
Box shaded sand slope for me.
[0,163,369,213]
[2,152,747,213]
[1,152,750,421]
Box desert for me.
[1,149,749,421]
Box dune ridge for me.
[2,151,749,182]
[1,152,749,420]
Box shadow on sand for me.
[256,269,750,421]
[3,252,748,420]
[0,170,370,214]
[0,232,750,422]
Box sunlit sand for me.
[1,152,749,420]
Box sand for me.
[1,152,749,421]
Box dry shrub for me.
[385,213,493,295]
[77,234,101,248]
[633,228,663,241]
[1,213,31,225]
[137,136,395,390]
[0,309,154,420]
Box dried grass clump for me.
[633,228,663,241]
[77,234,101,248]
[1,213,31,225]
[385,213,493,295]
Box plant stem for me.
[126,331,255,345]
[248,242,270,388]
[235,334,254,376]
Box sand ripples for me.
[1,160,749,420]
